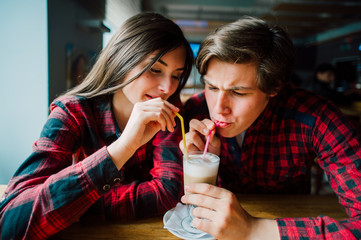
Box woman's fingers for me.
[153,99,178,132]
[135,98,178,132]
[123,98,179,149]
[157,99,178,131]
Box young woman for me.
[0,12,193,239]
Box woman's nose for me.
[159,75,175,94]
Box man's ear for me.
[269,91,278,98]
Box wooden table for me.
[0,185,348,239]
[49,194,347,240]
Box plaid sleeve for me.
[102,97,184,220]
[0,103,121,239]
[277,104,361,239]
[102,126,183,220]
[277,216,361,239]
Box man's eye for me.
[207,86,218,91]
[233,91,246,96]
[150,68,161,73]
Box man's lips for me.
[214,120,230,128]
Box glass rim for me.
[183,151,220,163]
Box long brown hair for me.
[63,12,193,99]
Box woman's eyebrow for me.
[158,59,168,66]
[157,59,185,71]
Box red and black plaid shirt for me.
[184,84,361,239]
[0,94,183,239]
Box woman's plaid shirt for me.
[0,95,183,239]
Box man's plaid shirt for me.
[184,84,361,239]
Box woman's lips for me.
[214,120,230,128]
[146,94,164,100]
[146,94,157,100]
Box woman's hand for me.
[181,183,279,240]
[121,97,178,151]
[108,97,178,169]
[179,118,221,155]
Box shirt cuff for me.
[80,146,124,194]
[276,217,305,238]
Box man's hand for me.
[179,118,221,155]
[181,183,280,240]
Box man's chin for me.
[218,129,238,138]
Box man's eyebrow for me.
[204,78,255,90]
[157,59,185,71]
[203,78,216,87]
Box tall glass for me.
[181,151,220,233]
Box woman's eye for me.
[150,68,161,73]
[172,75,181,80]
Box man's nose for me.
[214,91,231,115]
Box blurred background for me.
[1,0,361,185]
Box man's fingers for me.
[193,205,217,219]
[191,209,216,232]
[186,131,205,150]
[201,119,217,133]
[184,183,233,199]
[184,193,219,211]
[179,139,201,153]
[189,119,210,136]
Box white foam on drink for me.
[184,153,219,178]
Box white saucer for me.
[163,208,214,240]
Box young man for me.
[180,16,361,239]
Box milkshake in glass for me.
[181,151,220,234]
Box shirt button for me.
[113,177,123,184]
[103,184,111,191]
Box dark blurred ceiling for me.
[142,0,361,45]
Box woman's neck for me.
[112,90,133,132]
